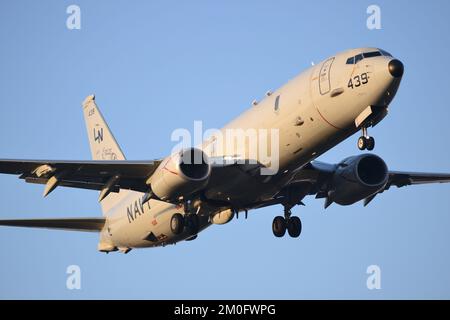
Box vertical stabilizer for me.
[82,95,126,161]
[82,95,130,214]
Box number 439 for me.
[348,73,369,89]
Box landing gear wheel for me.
[272,216,287,237]
[357,136,367,150]
[186,214,199,235]
[170,213,185,235]
[358,136,375,151]
[366,137,375,151]
[358,127,375,151]
[287,216,302,238]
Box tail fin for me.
[82,95,130,214]
[82,95,126,161]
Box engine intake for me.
[329,154,388,205]
[148,148,211,201]
[178,148,210,180]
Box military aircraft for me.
[1,47,450,253]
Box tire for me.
[366,137,375,151]
[272,216,287,237]
[170,213,185,235]
[287,216,302,238]
[357,136,366,150]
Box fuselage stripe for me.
[315,107,342,130]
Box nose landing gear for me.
[272,206,302,238]
[357,127,375,151]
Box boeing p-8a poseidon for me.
[1,47,450,253]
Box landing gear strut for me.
[357,127,375,151]
[183,200,200,235]
[185,214,199,235]
[272,206,302,238]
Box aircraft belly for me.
[107,198,212,249]
[105,198,173,248]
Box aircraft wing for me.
[292,161,450,189]
[0,217,105,232]
[0,159,161,195]
[288,162,450,207]
[0,157,269,201]
[386,171,450,188]
[366,171,450,206]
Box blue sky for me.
[1,0,450,299]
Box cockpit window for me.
[354,54,364,63]
[346,50,388,64]
[379,49,392,57]
[363,51,382,58]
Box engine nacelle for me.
[329,154,388,205]
[148,148,211,201]
[210,209,234,225]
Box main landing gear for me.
[170,213,199,236]
[272,207,302,238]
[170,200,200,236]
[357,127,375,151]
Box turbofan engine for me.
[147,148,211,202]
[328,154,388,205]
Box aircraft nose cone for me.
[388,59,404,78]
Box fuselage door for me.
[319,57,335,95]
[311,55,352,130]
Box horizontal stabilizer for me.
[0,217,105,232]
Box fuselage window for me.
[274,95,280,112]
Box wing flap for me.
[0,217,106,232]
[23,176,113,191]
